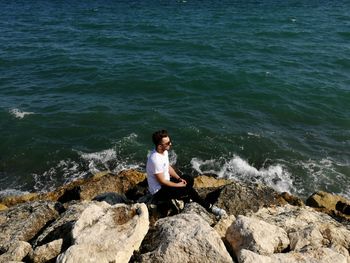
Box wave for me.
[33,134,142,193]
[191,155,295,194]
[297,158,350,199]
[9,108,34,119]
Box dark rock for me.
[57,186,81,203]
[92,192,131,205]
[277,192,304,207]
[125,179,149,202]
[336,201,350,215]
[0,170,146,208]
[214,181,287,216]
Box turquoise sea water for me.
[1,1,349,199]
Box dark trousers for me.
[153,174,210,210]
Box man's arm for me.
[155,172,186,187]
[169,166,187,185]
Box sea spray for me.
[191,155,295,194]
[9,108,34,119]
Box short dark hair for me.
[152,130,169,146]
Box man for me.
[146,129,226,217]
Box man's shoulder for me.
[148,150,167,161]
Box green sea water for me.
[0,0,349,199]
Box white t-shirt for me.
[146,149,170,194]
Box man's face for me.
[160,136,172,150]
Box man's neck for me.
[156,147,165,155]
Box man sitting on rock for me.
[146,129,226,217]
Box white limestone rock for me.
[32,239,63,263]
[239,247,348,263]
[252,205,350,258]
[214,215,236,240]
[138,213,233,263]
[226,215,290,255]
[56,202,149,263]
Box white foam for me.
[0,188,29,199]
[33,159,87,192]
[247,132,261,138]
[33,133,145,192]
[191,155,295,194]
[297,158,350,199]
[80,149,117,174]
[9,108,34,119]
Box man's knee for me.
[182,174,194,187]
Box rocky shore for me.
[0,170,349,263]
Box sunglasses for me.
[161,140,172,146]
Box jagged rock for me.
[306,191,349,210]
[0,241,32,263]
[32,201,91,248]
[306,191,350,221]
[0,170,146,207]
[32,239,63,263]
[226,215,289,255]
[239,248,348,263]
[0,204,8,211]
[181,202,216,226]
[75,170,146,201]
[56,202,149,263]
[92,192,131,205]
[252,205,350,258]
[194,175,232,189]
[278,192,304,206]
[193,176,231,202]
[336,201,350,215]
[214,181,287,216]
[0,193,40,208]
[0,201,61,250]
[136,213,233,263]
[214,215,236,240]
[288,225,324,251]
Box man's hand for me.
[176,180,187,187]
[178,178,187,185]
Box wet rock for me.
[306,191,349,210]
[277,192,304,206]
[226,215,289,255]
[194,175,232,189]
[0,193,40,207]
[336,201,350,215]
[92,192,131,205]
[214,181,287,216]
[136,213,233,263]
[0,204,8,211]
[193,176,231,202]
[56,202,149,263]
[0,241,32,263]
[0,201,61,250]
[0,170,146,207]
[75,170,146,201]
[306,191,350,221]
